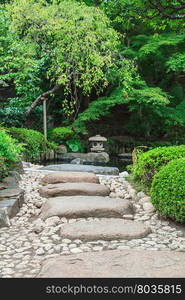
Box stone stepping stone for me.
[40,196,133,219]
[37,249,185,278]
[0,188,22,199]
[39,164,119,175]
[39,182,110,198]
[41,171,99,185]
[60,219,151,241]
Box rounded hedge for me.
[151,158,185,223]
[8,127,55,159]
[0,129,22,163]
[0,128,23,178]
[132,145,185,187]
[48,127,74,144]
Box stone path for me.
[59,219,151,241]
[41,171,99,184]
[0,165,185,278]
[39,164,119,175]
[39,171,150,245]
[38,249,185,278]
[40,196,132,219]
[39,182,110,197]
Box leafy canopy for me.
[5,0,120,117]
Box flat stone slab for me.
[60,219,150,241]
[40,196,133,219]
[0,183,6,190]
[39,182,110,198]
[0,188,21,198]
[37,249,185,278]
[0,189,24,228]
[0,199,19,218]
[39,164,119,175]
[41,171,99,185]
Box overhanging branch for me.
[25,84,60,117]
[147,0,185,19]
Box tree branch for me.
[147,0,185,19]
[25,84,60,116]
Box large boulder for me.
[70,158,85,164]
[40,196,133,219]
[39,182,110,198]
[39,164,119,175]
[86,152,109,163]
[55,145,67,154]
[0,188,22,198]
[60,219,151,241]
[0,207,10,227]
[37,249,185,278]
[0,188,24,228]
[41,171,99,185]
[0,183,6,190]
[54,152,109,163]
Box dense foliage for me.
[151,158,185,223]
[48,127,75,144]
[1,0,121,124]
[48,127,85,152]
[132,145,185,187]
[7,127,55,159]
[74,0,185,141]
[0,128,22,177]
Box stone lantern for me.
[89,134,107,153]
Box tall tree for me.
[6,0,121,119]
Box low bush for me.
[8,127,55,159]
[0,155,7,179]
[48,127,74,144]
[48,127,85,152]
[151,158,185,223]
[0,128,22,178]
[132,145,185,187]
[66,139,84,153]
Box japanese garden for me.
[0,0,185,279]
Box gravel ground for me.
[0,167,185,278]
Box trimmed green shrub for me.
[0,155,7,179]
[132,145,185,187]
[0,129,22,162]
[151,158,185,223]
[48,127,74,144]
[48,127,85,152]
[8,127,55,159]
[0,128,22,178]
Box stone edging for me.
[0,172,24,228]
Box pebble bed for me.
[0,166,185,278]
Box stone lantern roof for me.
[89,134,107,142]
